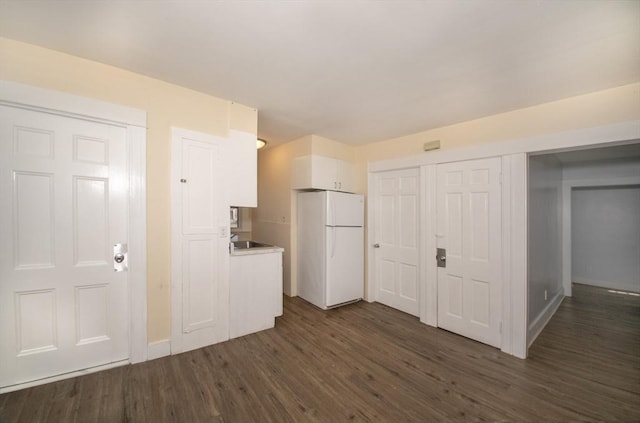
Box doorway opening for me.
[527,142,640,348]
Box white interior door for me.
[171,128,229,354]
[436,157,502,348]
[0,105,129,388]
[373,168,420,316]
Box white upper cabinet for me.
[227,129,257,207]
[227,102,258,207]
[292,155,354,192]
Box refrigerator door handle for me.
[331,194,336,226]
[331,227,337,258]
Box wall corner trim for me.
[147,340,172,361]
[527,290,565,348]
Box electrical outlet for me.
[220,226,228,238]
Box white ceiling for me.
[1,1,638,147]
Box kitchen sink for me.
[232,240,273,250]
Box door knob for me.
[436,247,446,268]
[113,243,128,272]
[373,243,380,248]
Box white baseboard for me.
[0,360,128,394]
[147,339,171,360]
[528,290,564,348]
[573,276,639,293]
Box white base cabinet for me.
[229,250,283,339]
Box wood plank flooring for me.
[1,283,639,422]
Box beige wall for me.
[311,135,357,161]
[0,38,256,343]
[252,136,311,294]
[355,82,640,175]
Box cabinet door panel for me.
[227,130,257,207]
[311,155,337,190]
[336,159,354,193]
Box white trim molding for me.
[0,81,146,127]
[369,120,640,173]
[128,124,148,363]
[365,173,375,303]
[528,289,565,348]
[0,360,129,395]
[147,340,171,361]
[420,164,437,327]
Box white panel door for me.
[171,129,229,354]
[436,157,502,348]
[373,168,420,316]
[0,105,129,388]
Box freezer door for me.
[326,191,364,227]
[325,226,364,306]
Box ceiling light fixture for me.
[257,138,267,149]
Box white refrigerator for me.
[297,191,364,309]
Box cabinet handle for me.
[334,181,337,189]
[339,182,342,189]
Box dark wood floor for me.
[1,283,639,422]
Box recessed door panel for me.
[399,195,417,249]
[379,260,396,294]
[75,284,109,344]
[445,192,463,258]
[73,135,108,164]
[73,177,109,266]
[14,126,54,158]
[399,263,418,301]
[183,238,217,331]
[13,171,55,269]
[379,194,395,245]
[16,289,57,355]
[446,275,463,318]
[182,141,219,235]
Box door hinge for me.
[499,172,502,185]
[499,321,502,334]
